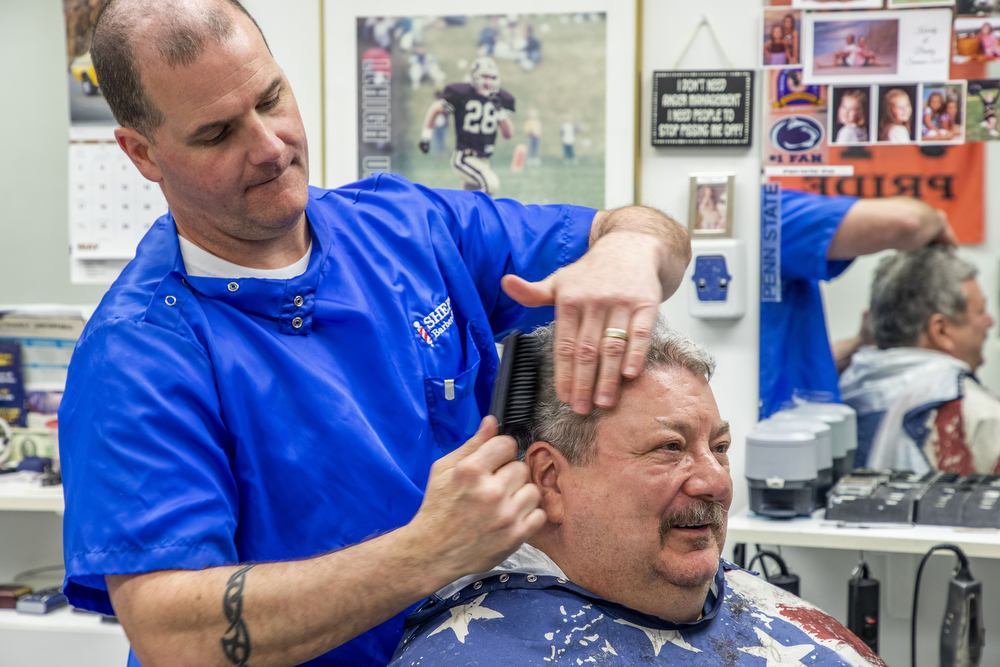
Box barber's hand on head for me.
[501,231,663,414]
[407,417,545,581]
[418,139,431,154]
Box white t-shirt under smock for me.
[178,235,312,279]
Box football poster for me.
[356,14,606,208]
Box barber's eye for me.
[206,128,229,144]
[260,95,280,110]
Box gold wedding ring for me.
[603,327,629,341]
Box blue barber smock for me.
[58,173,595,666]
[759,189,857,419]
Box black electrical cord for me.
[911,543,972,667]
[748,550,786,583]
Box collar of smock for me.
[151,187,336,336]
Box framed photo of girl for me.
[918,81,966,145]
[762,9,802,69]
[830,85,875,145]
[875,84,918,144]
[688,173,735,239]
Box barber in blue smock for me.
[759,187,957,420]
[57,3,692,667]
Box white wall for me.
[1,1,998,665]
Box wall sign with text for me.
[651,70,754,147]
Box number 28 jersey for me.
[441,83,516,158]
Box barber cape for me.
[841,347,1000,474]
[388,545,884,666]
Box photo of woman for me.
[688,174,734,238]
[695,185,725,231]
[877,86,916,143]
[763,10,801,68]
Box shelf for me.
[0,606,124,636]
[727,506,1000,560]
[0,481,64,513]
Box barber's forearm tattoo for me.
[221,564,256,666]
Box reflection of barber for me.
[759,189,957,419]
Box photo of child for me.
[763,10,801,68]
[695,185,727,231]
[953,18,1000,62]
[919,82,965,143]
[877,85,917,143]
[964,79,998,141]
[688,174,734,237]
[811,19,899,76]
[831,87,871,144]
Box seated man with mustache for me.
[388,320,885,666]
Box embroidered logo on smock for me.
[414,297,454,347]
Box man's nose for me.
[247,116,284,165]
[683,450,732,501]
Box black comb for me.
[489,331,542,453]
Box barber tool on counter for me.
[763,414,834,508]
[745,421,818,518]
[788,402,858,482]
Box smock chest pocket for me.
[424,323,488,452]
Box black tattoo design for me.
[221,564,256,666]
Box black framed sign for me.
[652,70,754,147]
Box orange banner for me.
[775,142,984,245]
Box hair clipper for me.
[940,564,985,667]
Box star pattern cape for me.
[388,560,886,666]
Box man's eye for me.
[206,128,229,144]
[661,442,681,452]
[714,443,730,454]
[260,96,279,110]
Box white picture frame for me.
[322,0,638,210]
[801,9,951,86]
[792,0,884,8]
[688,173,735,239]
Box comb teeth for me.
[503,336,540,426]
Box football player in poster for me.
[419,56,516,195]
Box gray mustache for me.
[659,501,728,537]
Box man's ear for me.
[524,441,568,524]
[114,127,163,183]
[926,313,956,356]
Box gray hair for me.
[91,0,268,139]
[870,245,978,349]
[520,317,715,464]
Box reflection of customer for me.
[841,247,998,474]
[696,186,724,230]
[764,24,788,65]
[760,188,957,419]
[834,89,868,144]
[879,89,912,143]
[979,23,1000,58]
[782,14,799,65]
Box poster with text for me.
[356,14,605,208]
